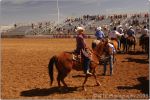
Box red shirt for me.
[75,34,86,54]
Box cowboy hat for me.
[75,27,85,32]
[129,26,132,29]
[96,27,102,31]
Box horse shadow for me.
[117,77,149,96]
[20,86,78,97]
[122,57,149,64]
[127,51,146,55]
[72,74,85,78]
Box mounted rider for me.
[95,26,105,40]
[74,27,92,75]
[127,26,136,43]
[139,26,149,45]
[92,26,105,49]
[108,26,123,50]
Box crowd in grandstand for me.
[2,13,149,37]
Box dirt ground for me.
[1,38,149,99]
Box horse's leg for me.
[122,43,125,53]
[57,73,69,92]
[128,45,130,52]
[82,75,88,91]
[125,40,128,53]
[60,73,68,88]
[57,72,61,88]
[92,70,100,86]
[134,44,135,51]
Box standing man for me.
[103,38,116,76]
[117,25,124,50]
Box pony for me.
[48,40,112,91]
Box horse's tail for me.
[48,55,57,86]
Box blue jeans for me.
[118,39,121,49]
[103,55,113,75]
[83,57,90,73]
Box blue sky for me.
[0,0,149,25]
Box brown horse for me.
[126,36,136,52]
[48,40,110,91]
[140,36,149,58]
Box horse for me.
[92,38,118,52]
[126,36,136,52]
[92,39,102,49]
[109,39,118,51]
[140,35,149,58]
[48,40,112,91]
[120,35,128,53]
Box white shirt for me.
[108,43,116,54]
[108,30,123,38]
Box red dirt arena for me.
[1,38,149,99]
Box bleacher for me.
[1,13,149,38]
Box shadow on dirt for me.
[20,86,78,97]
[127,51,144,55]
[122,57,149,64]
[72,74,85,78]
[117,77,149,96]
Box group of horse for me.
[120,33,149,58]
[47,30,149,91]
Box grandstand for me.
[1,13,149,38]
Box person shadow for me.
[20,86,78,97]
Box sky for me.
[0,0,150,25]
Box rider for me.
[108,26,123,50]
[103,38,116,76]
[127,26,136,43]
[74,26,92,75]
[140,26,149,45]
[95,26,105,40]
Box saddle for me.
[72,53,84,70]
[72,53,81,62]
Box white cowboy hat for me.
[97,27,102,31]
[129,26,132,29]
[75,27,85,32]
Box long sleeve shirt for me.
[75,34,86,54]
[127,29,135,36]
[95,30,105,39]
[108,30,123,39]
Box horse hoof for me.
[96,82,101,86]
[83,88,87,91]
[82,87,87,91]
